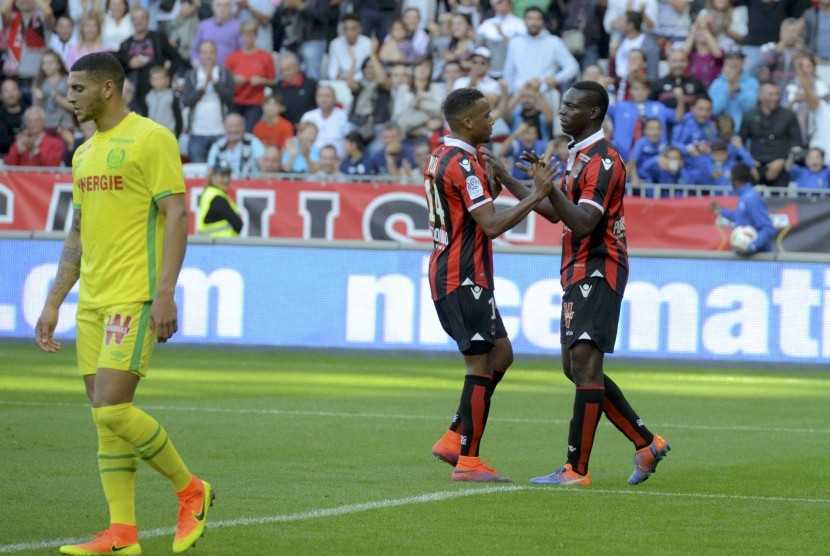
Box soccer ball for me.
[730,225,758,252]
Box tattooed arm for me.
[35,210,82,352]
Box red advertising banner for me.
[0,171,820,252]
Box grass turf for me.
[1,341,828,555]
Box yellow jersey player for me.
[34,52,213,555]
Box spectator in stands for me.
[2,0,54,87]
[685,138,738,185]
[340,130,376,176]
[282,120,319,173]
[207,112,266,177]
[604,0,657,45]
[708,48,759,130]
[3,105,65,166]
[681,18,724,88]
[257,145,281,174]
[116,7,183,116]
[32,50,73,132]
[650,48,707,111]
[372,122,414,176]
[710,161,776,255]
[0,78,28,155]
[787,146,830,189]
[386,64,410,92]
[714,115,756,167]
[401,6,430,61]
[439,60,463,92]
[297,0,339,82]
[57,119,95,167]
[347,53,391,145]
[639,146,694,187]
[327,14,373,82]
[380,19,414,67]
[391,57,444,142]
[440,13,476,72]
[275,51,317,126]
[225,20,276,132]
[628,117,668,187]
[802,0,830,63]
[504,7,579,95]
[402,138,430,178]
[499,119,548,179]
[452,47,511,132]
[359,0,396,42]
[758,17,805,86]
[190,0,240,67]
[314,144,341,179]
[743,0,807,77]
[300,84,350,158]
[49,15,76,64]
[234,0,277,53]
[476,0,527,78]
[654,0,691,47]
[613,48,648,102]
[252,93,294,150]
[101,0,133,50]
[165,0,198,63]
[607,76,683,162]
[671,94,718,160]
[739,82,803,187]
[783,51,830,146]
[507,80,554,141]
[183,40,235,162]
[560,0,605,69]
[146,64,182,136]
[197,158,243,237]
[66,12,111,68]
[696,0,748,52]
[611,11,660,83]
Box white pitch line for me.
[1,485,828,554]
[2,399,829,435]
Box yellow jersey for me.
[72,112,185,309]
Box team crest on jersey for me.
[106,148,126,170]
[466,175,484,198]
[563,302,574,328]
[459,157,472,172]
[601,156,614,171]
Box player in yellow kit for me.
[34,52,213,555]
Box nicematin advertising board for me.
[2,240,829,364]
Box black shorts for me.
[560,277,622,354]
[435,285,508,355]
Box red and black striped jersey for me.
[560,131,629,294]
[424,137,494,301]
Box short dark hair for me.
[70,52,125,91]
[570,80,610,121]
[693,94,712,106]
[442,87,485,131]
[345,130,365,149]
[342,13,360,25]
[625,11,643,31]
[731,161,753,184]
[524,6,545,18]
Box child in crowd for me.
[684,138,735,185]
[672,95,718,160]
[253,93,294,149]
[714,113,755,167]
[788,147,830,190]
[639,146,700,193]
[146,65,182,136]
[32,50,73,132]
[340,131,376,176]
[500,119,547,180]
[628,118,668,187]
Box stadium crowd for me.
[1,0,830,191]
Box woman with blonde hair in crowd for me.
[282,121,320,174]
[66,12,111,68]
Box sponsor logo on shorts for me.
[580,283,593,298]
[105,314,132,345]
[563,302,574,328]
[109,350,128,363]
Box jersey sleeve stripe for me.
[153,190,176,202]
[578,198,604,213]
[468,198,492,212]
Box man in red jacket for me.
[4,106,65,166]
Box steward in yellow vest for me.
[197,159,242,237]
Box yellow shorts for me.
[76,302,155,377]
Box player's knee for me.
[91,402,132,431]
[493,339,514,371]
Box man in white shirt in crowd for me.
[300,84,350,157]
[604,0,657,45]
[327,14,373,81]
[477,0,527,78]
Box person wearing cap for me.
[197,159,243,237]
[708,47,759,129]
[452,47,501,99]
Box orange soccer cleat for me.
[173,478,214,554]
[59,525,141,555]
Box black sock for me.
[458,375,493,458]
[450,368,505,432]
[566,386,604,476]
[603,375,654,450]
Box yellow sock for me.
[94,417,137,526]
[93,403,192,491]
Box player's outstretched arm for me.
[548,180,603,238]
[479,147,562,223]
[152,194,188,343]
[470,157,555,238]
[36,210,82,352]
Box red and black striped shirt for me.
[425,137,494,301]
[560,130,629,294]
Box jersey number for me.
[424,178,446,228]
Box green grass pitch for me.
[1,341,828,555]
